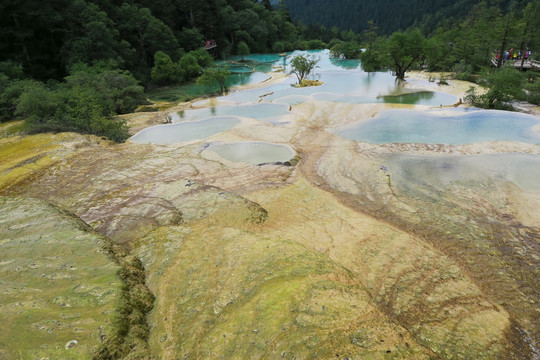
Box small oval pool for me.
[335,109,540,145]
[130,116,241,144]
[203,142,295,165]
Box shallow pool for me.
[175,103,290,123]
[383,153,540,193]
[335,109,540,145]
[203,142,296,165]
[130,116,241,144]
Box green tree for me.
[289,54,319,84]
[517,1,540,70]
[151,51,176,85]
[364,20,378,55]
[262,0,272,10]
[61,0,132,68]
[115,3,180,79]
[237,41,250,61]
[197,67,230,93]
[177,53,202,82]
[382,29,426,80]
[178,27,204,51]
[330,41,361,59]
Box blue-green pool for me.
[384,153,540,193]
[336,109,540,145]
[203,142,295,164]
[175,103,290,123]
[130,116,241,144]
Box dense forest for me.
[284,0,530,34]
[0,0,303,82]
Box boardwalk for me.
[491,58,540,70]
[204,40,217,50]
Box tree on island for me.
[197,67,230,94]
[289,54,319,84]
[237,41,250,61]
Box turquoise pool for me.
[336,109,540,145]
[130,116,241,144]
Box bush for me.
[306,39,326,50]
[177,53,202,82]
[272,41,293,53]
[190,48,213,68]
[0,77,39,122]
[331,41,361,59]
[66,64,144,114]
[15,66,136,142]
[525,72,540,105]
[464,67,525,110]
[151,51,177,85]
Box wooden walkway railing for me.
[491,58,540,70]
[204,40,217,50]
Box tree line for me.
[328,0,540,109]
[283,0,530,35]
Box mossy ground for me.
[0,197,122,359]
[0,132,88,193]
[141,202,432,359]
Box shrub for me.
[151,51,176,85]
[16,70,133,142]
[306,39,326,50]
[177,53,202,82]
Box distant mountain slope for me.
[284,0,523,34]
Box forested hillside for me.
[0,0,297,82]
[284,0,530,34]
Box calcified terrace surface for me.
[0,53,539,359]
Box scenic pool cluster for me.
[130,50,540,175]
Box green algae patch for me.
[0,197,122,359]
[0,132,83,192]
[143,206,432,359]
[0,120,24,139]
